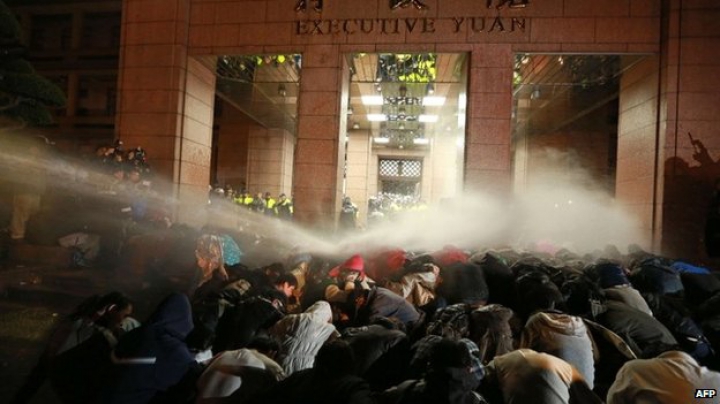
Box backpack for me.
[426,303,470,340]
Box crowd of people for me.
[4,136,720,403]
[209,187,294,221]
[367,193,429,227]
[11,233,720,404]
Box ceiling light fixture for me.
[278,83,287,97]
[419,114,438,123]
[367,114,387,122]
[423,96,445,106]
[427,83,435,95]
[373,137,390,144]
[352,122,360,130]
[413,138,430,145]
[361,95,384,106]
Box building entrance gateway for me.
[69,0,714,261]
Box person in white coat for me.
[270,300,339,375]
[195,337,285,404]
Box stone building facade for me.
[10,0,720,262]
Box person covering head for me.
[104,293,195,404]
[196,234,228,283]
[607,350,720,404]
[328,254,365,278]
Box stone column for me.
[345,129,372,225]
[617,56,660,250]
[465,44,514,198]
[116,0,216,226]
[292,45,345,230]
[247,127,295,198]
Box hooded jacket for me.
[486,349,578,404]
[603,285,653,317]
[270,300,338,375]
[195,348,284,404]
[520,311,596,389]
[607,351,720,404]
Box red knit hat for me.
[328,254,365,278]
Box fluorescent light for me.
[419,114,438,123]
[373,137,389,144]
[367,114,387,122]
[423,96,445,106]
[413,138,429,145]
[362,95,384,105]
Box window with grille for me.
[379,158,422,178]
[382,180,419,195]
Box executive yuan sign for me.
[294,0,530,36]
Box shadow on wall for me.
[663,134,720,267]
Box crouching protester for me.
[195,336,285,404]
[186,234,233,355]
[607,350,720,404]
[101,293,202,404]
[248,339,375,404]
[379,338,488,404]
[269,300,339,376]
[324,254,376,304]
[12,291,136,404]
[479,349,603,404]
[346,285,423,335]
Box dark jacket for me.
[103,293,195,404]
[186,272,232,351]
[380,368,486,404]
[212,296,284,353]
[436,262,489,307]
[359,287,421,326]
[597,300,678,357]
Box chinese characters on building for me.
[295,0,323,12]
[296,0,530,13]
[390,0,429,10]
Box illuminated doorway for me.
[343,53,468,225]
